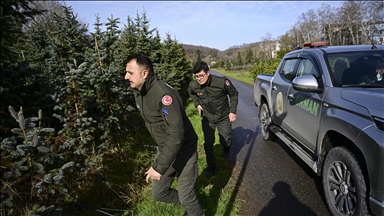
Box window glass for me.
[296,59,319,78]
[326,51,384,86]
[280,59,298,82]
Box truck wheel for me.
[322,147,367,216]
[259,103,276,141]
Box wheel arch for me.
[259,95,269,112]
[318,131,370,194]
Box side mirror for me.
[292,75,321,92]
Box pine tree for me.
[245,49,254,65]
[236,52,243,66]
[133,11,157,56]
[118,16,137,63]
[85,14,138,153]
[45,5,103,185]
[0,0,42,67]
[195,49,202,63]
[156,33,193,103]
[0,0,45,137]
[0,106,71,215]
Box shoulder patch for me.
[162,95,173,105]
[225,80,230,86]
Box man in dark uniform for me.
[125,54,203,216]
[188,61,238,177]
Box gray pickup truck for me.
[253,42,384,216]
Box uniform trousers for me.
[152,151,203,216]
[202,117,232,169]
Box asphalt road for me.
[210,70,331,216]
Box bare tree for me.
[277,31,297,50]
[297,9,322,43]
[339,1,365,45]
[317,3,338,45]
[360,1,384,44]
[259,33,277,60]
[26,1,88,32]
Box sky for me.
[64,1,344,51]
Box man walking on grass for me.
[188,61,238,177]
[125,54,204,216]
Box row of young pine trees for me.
[0,1,195,215]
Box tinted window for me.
[280,59,298,82]
[296,59,320,78]
[326,51,384,86]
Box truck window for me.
[327,51,384,86]
[280,59,298,82]
[296,59,319,78]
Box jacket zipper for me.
[204,85,217,123]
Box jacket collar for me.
[132,71,156,96]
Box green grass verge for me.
[212,68,254,85]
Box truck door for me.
[270,58,299,129]
[285,57,323,151]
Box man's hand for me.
[229,113,236,122]
[145,167,162,183]
[197,105,204,117]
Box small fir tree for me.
[0,106,72,215]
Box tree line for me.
[250,1,383,77]
[192,1,384,75]
[280,1,383,49]
[0,1,194,215]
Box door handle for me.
[287,94,294,101]
[272,86,277,91]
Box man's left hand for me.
[229,113,236,122]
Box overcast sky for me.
[64,1,343,51]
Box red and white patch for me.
[162,95,172,105]
[225,80,230,86]
[197,92,201,97]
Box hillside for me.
[182,41,263,64]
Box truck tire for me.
[259,103,276,141]
[322,147,368,216]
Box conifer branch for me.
[95,37,104,74]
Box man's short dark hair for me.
[126,54,154,74]
[193,61,209,74]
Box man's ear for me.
[142,70,149,79]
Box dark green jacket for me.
[133,72,198,175]
[188,74,238,123]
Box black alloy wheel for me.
[322,147,368,216]
[259,103,276,141]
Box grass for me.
[212,68,255,85]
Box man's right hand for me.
[197,105,203,117]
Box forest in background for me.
[182,1,383,73]
[1,0,383,215]
[1,1,195,215]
